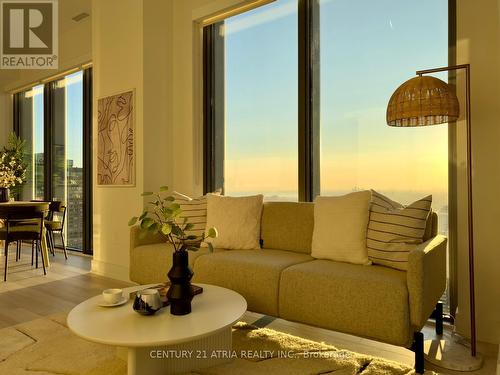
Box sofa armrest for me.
[407,235,447,329]
[130,226,165,250]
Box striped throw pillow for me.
[367,190,432,271]
[172,192,212,240]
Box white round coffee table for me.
[67,283,247,375]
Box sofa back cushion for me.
[260,202,314,254]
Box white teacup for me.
[102,288,123,304]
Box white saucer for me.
[97,296,128,307]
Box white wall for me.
[91,0,175,281]
[91,0,145,281]
[0,93,12,147]
[454,0,500,345]
[143,0,174,193]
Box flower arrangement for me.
[0,133,27,190]
[129,186,218,252]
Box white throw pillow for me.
[312,191,372,265]
[204,194,264,250]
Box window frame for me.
[12,68,93,255]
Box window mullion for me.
[83,68,93,255]
[43,83,53,201]
[298,0,320,202]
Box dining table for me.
[0,201,51,268]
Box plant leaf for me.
[139,211,148,220]
[207,242,214,253]
[164,196,175,202]
[184,223,194,231]
[207,227,218,238]
[141,192,154,196]
[140,217,154,229]
[159,186,169,192]
[149,223,159,233]
[161,223,172,235]
[128,217,138,226]
[171,226,183,236]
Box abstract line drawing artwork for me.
[97,90,135,186]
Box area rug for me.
[0,314,437,374]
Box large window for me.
[318,0,448,207]
[51,71,85,250]
[14,68,93,254]
[204,1,452,310]
[205,0,299,200]
[18,85,45,200]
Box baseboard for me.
[91,259,131,282]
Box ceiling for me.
[59,0,91,35]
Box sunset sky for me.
[223,0,448,206]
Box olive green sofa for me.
[129,201,447,373]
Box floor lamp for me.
[386,64,482,371]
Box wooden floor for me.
[0,247,131,329]
[0,246,498,374]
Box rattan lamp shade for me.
[386,76,459,127]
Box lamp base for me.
[424,331,483,371]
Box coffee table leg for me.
[127,348,139,375]
[125,327,232,375]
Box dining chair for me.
[0,210,46,281]
[45,201,67,260]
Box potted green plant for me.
[129,186,217,315]
[0,133,27,202]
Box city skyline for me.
[24,152,84,250]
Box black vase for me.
[167,248,194,315]
[0,188,9,203]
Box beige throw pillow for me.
[204,194,264,250]
[312,191,372,265]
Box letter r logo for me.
[2,1,54,54]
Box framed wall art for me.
[97,89,135,186]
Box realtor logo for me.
[1,0,58,69]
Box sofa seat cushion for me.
[192,249,313,316]
[279,260,410,347]
[130,243,224,284]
